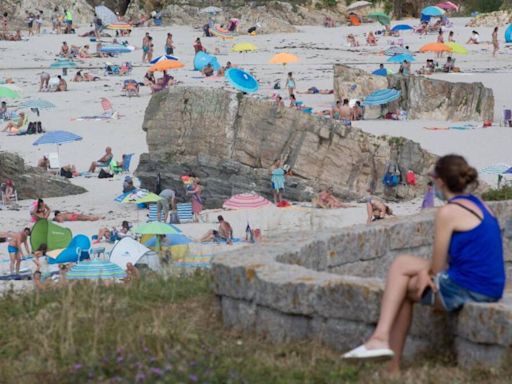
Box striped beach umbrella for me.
[33,131,82,146]
[363,89,401,106]
[149,54,180,64]
[67,259,126,280]
[223,193,273,210]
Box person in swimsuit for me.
[199,215,234,244]
[2,12,8,36]
[187,180,203,223]
[53,211,101,222]
[2,111,26,134]
[313,187,352,208]
[339,98,352,126]
[88,146,113,173]
[271,159,286,204]
[60,41,69,57]
[7,227,31,275]
[31,198,51,221]
[165,33,175,55]
[366,197,393,224]
[286,72,296,97]
[193,37,204,54]
[492,26,499,57]
[142,32,150,62]
[343,154,506,374]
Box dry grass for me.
[0,271,511,383]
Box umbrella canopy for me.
[372,68,390,76]
[106,22,132,30]
[149,59,185,72]
[504,167,512,174]
[67,259,126,280]
[135,193,162,204]
[149,54,180,64]
[19,99,55,109]
[193,51,221,71]
[368,12,391,26]
[95,5,118,26]
[133,222,180,235]
[115,189,151,203]
[363,89,401,106]
[50,60,77,69]
[421,6,445,17]
[387,53,415,63]
[269,52,299,65]
[199,6,223,14]
[223,193,272,210]
[419,42,452,53]
[436,2,459,11]
[480,164,510,175]
[384,46,410,56]
[0,86,21,99]
[33,131,82,146]
[445,42,468,55]
[99,45,132,54]
[232,42,258,52]
[225,68,259,93]
[144,233,191,247]
[391,24,413,32]
[347,1,372,12]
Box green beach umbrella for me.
[135,193,163,204]
[446,42,468,55]
[368,12,391,26]
[0,86,21,99]
[133,222,180,235]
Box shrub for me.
[482,184,512,201]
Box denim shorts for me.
[420,271,497,312]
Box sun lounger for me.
[148,203,165,222]
[176,203,193,223]
[48,152,60,175]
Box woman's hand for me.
[415,270,436,301]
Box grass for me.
[482,185,512,201]
[0,271,511,383]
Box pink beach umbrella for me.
[223,193,273,210]
[436,2,459,11]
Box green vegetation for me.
[464,0,504,13]
[1,272,511,383]
[482,184,512,201]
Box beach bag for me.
[406,171,417,186]
[36,121,43,133]
[383,162,401,187]
[60,168,73,178]
[27,122,36,135]
[169,211,180,224]
[98,169,113,179]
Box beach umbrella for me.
[99,45,132,54]
[505,24,512,43]
[384,46,410,56]
[95,5,118,26]
[269,52,299,65]
[0,86,21,99]
[106,22,132,30]
[199,6,223,14]
[33,130,82,146]
[387,53,415,63]
[144,233,190,247]
[67,259,126,280]
[134,193,162,204]
[225,68,259,93]
[133,222,180,235]
[445,42,468,55]
[436,2,459,11]
[368,12,391,26]
[50,60,77,69]
[149,54,180,64]
[372,68,388,76]
[149,59,185,72]
[115,189,151,203]
[421,6,445,17]
[479,164,510,175]
[419,42,452,53]
[232,42,258,53]
[504,167,512,174]
[362,89,401,106]
[347,1,372,12]
[391,24,413,32]
[223,193,272,210]
[19,99,55,110]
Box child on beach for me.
[286,72,296,96]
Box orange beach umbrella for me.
[106,23,132,30]
[419,42,452,53]
[149,59,185,72]
[269,52,299,65]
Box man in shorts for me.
[8,228,31,275]
[156,188,176,223]
[198,216,233,245]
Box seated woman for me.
[467,31,480,44]
[313,187,352,209]
[78,45,91,58]
[346,34,359,48]
[6,30,22,41]
[217,61,232,77]
[443,56,454,73]
[417,59,436,75]
[2,111,25,134]
[366,197,393,224]
[53,210,101,222]
[96,220,131,243]
[366,31,377,46]
[343,155,506,375]
[59,41,70,57]
[30,198,51,221]
[202,63,214,77]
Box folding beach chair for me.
[110,153,134,174]
[176,203,193,223]
[147,203,165,222]
[48,152,60,175]
[101,97,113,113]
[502,109,512,127]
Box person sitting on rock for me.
[198,215,233,245]
[313,187,352,209]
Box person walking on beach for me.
[492,27,499,57]
[142,32,150,62]
[8,228,31,275]
[187,179,203,223]
[286,72,296,96]
[436,29,444,58]
[165,33,175,55]
[343,155,506,375]
[421,181,435,209]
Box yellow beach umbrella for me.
[232,42,258,52]
[445,42,468,55]
[135,193,162,204]
[149,59,185,72]
[269,52,299,65]
[419,42,452,53]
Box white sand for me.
[0,17,511,269]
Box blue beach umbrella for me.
[225,68,259,93]
[67,259,127,280]
[363,89,401,106]
[19,99,56,110]
[100,45,132,54]
[33,131,82,146]
[149,54,180,64]
[391,24,413,32]
[504,167,512,174]
[372,68,388,76]
[50,60,77,69]
[421,6,445,17]
[387,53,415,63]
[193,51,221,71]
[144,233,190,247]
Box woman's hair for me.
[434,154,479,193]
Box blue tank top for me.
[447,195,505,299]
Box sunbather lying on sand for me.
[2,111,25,134]
[297,87,333,95]
[53,210,102,222]
[313,187,353,208]
[198,215,233,245]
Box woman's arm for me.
[430,207,452,274]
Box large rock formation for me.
[1,0,93,26]
[334,65,494,122]
[0,151,86,199]
[136,87,436,208]
[466,10,512,28]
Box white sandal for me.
[341,344,394,361]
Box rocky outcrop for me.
[466,10,512,28]
[1,0,93,25]
[333,65,495,122]
[0,151,86,199]
[136,87,436,207]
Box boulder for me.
[334,64,388,101]
[0,151,86,199]
[136,87,436,208]
[466,10,512,28]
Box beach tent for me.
[109,237,160,271]
[30,219,72,251]
[193,51,221,71]
[349,13,362,26]
[47,234,90,264]
[362,89,401,106]
[225,68,259,93]
[505,25,512,43]
[95,5,118,26]
[143,233,191,261]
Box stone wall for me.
[136,87,436,208]
[212,200,512,367]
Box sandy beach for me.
[1,16,511,273]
